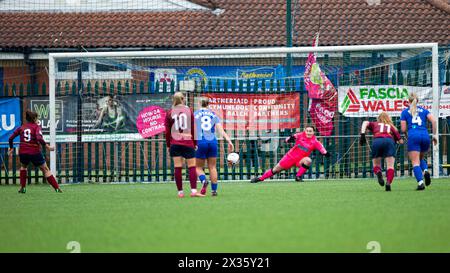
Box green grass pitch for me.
[1,178,450,253]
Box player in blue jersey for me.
[195,97,234,196]
[400,93,438,190]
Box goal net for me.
[47,44,440,183]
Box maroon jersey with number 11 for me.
[367,121,401,141]
[9,123,46,155]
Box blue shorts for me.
[195,142,218,159]
[407,133,430,152]
[19,153,46,167]
[371,138,396,158]
[169,145,196,159]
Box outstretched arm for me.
[34,127,54,151]
[216,123,234,152]
[360,121,370,134]
[392,127,403,144]
[315,140,330,157]
[285,133,299,143]
[8,127,21,156]
[36,127,46,146]
[359,121,370,146]
[8,127,20,149]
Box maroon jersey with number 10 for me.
[367,121,401,141]
[9,123,46,155]
[165,105,197,148]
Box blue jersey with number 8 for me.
[194,109,221,143]
[400,106,430,133]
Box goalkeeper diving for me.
[251,125,330,183]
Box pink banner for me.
[307,72,338,136]
[309,96,336,136]
[304,52,325,99]
[304,36,338,136]
[136,106,166,138]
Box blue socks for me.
[199,174,206,184]
[413,165,424,183]
[199,174,218,192]
[198,174,217,191]
[420,159,428,172]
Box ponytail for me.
[408,93,419,117]
[410,98,418,117]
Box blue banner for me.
[149,65,307,92]
[0,98,21,147]
[148,65,345,92]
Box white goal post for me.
[48,43,440,180]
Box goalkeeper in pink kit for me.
[251,125,330,183]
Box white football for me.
[227,152,240,164]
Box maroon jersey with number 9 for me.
[9,123,47,155]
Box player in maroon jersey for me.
[8,110,62,193]
[165,92,204,198]
[360,111,404,191]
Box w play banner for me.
[202,93,300,132]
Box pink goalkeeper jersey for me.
[287,132,327,158]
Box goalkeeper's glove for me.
[285,135,296,143]
[359,133,367,146]
[323,151,331,158]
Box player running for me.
[359,111,403,191]
[250,125,330,183]
[400,93,438,191]
[194,97,234,196]
[165,92,205,198]
[8,110,62,193]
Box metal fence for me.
[1,72,450,185]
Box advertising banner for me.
[23,94,172,142]
[152,65,302,92]
[0,98,21,147]
[201,93,300,132]
[338,85,433,117]
[136,106,166,138]
[438,85,450,118]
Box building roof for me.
[0,0,208,12]
[0,0,449,50]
